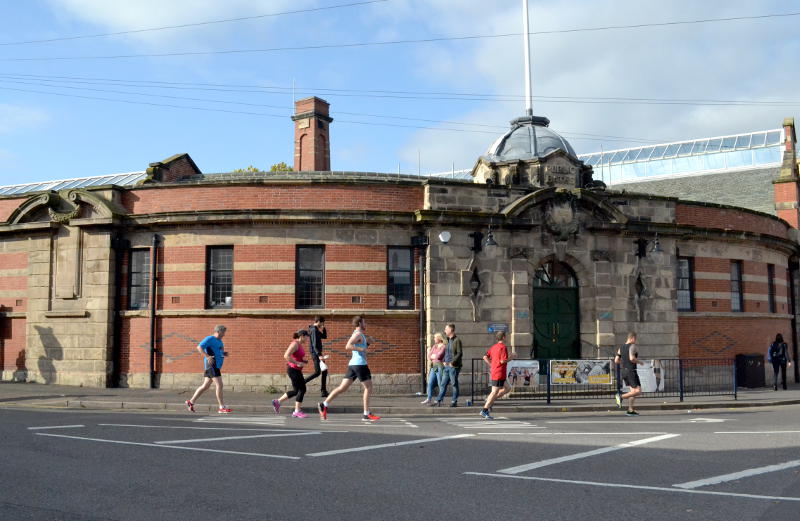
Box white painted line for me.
[27,425,84,430]
[307,434,474,457]
[476,432,666,436]
[714,431,800,434]
[674,459,800,489]
[35,433,299,460]
[99,423,304,432]
[464,472,800,503]
[497,434,679,475]
[547,418,725,424]
[155,431,321,445]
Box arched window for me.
[533,261,577,288]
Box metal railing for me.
[469,358,737,405]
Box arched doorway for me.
[532,261,579,359]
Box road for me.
[1,405,799,520]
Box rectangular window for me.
[730,261,743,312]
[768,264,776,313]
[677,257,694,311]
[296,246,324,309]
[206,246,233,309]
[128,249,150,310]
[387,247,413,309]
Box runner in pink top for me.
[272,330,310,418]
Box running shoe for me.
[185,400,194,412]
[626,410,639,416]
[292,411,309,418]
[479,409,494,420]
[420,399,430,405]
[272,399,280,414]
[218,407,232,414]
[317,402,328,420]
[362,413,381,421]
[614,393,622,409]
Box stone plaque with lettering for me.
[542,157,579,188]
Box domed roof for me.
[485,115,576,162]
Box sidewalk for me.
[1,381,799,415]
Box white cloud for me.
[394,0,800,171]
[0,104,50,134]
[47,0,300,47]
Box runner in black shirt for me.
[614,332,644,416]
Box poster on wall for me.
[550,359,613,385]
[506,360,540,387]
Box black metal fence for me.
[469,357,737,404]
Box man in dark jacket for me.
[304,315,329,397]
[436,323,463,407]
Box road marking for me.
[35,433,299,460]
[547,418,725,424]
[100,424,307,432]
[155,431,321,445]
[27,425,84,430]
[476,432,666,436]
[307,434,474,457]
[714,431,800,434]
[673,459,800,489]
[497,434,679,475]
[464,472,800,503]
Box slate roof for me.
[611,165,780,215]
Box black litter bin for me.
[736,353,765,388]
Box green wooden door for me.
[532,261,579,360]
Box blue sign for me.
[487,323,508,333]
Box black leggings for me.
[772,361,788,390]
[286,366,306,402]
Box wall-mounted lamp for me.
[469,227,500,252]
[634,233,663,259]
[438,231,451,244]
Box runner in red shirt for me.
[480,331,511,420]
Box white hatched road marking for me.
[465,472,800,503]
[99,423,305,432]
[35,432,300,459]
[196,415,418,428]
[714,431,800,434]
[497,434,680,475]
[155,431,321,445]
[476,431,667,436]
[547,418,726,424]
[673,459,800,489]
[307,434,474,457]
[439,417,542,429]
[27,425,84,430]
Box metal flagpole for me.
[522,0,533,116]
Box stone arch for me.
[502,187,629,225]
[8,189,119,225]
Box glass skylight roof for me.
[0,172,146,197]
[579,129,783,184]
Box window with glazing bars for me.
[768,264,776,313]
[387,247,413,309]
[296,246,324,309]
[677,257,694,311]
[206,246,233,308]
[730,260,743,312]
[129,249,150,310]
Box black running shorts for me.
[344,365,372,382]
[490,378,507,387]
[204,366,222,378]
[622,369,640,388]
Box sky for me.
[0,0,798,185]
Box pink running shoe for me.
[218,407,232,414]
[185,400,195,412]
[292,411,309,418]
[272,399,280,414]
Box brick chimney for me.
[773,118,800,227]
[292,97,332,171]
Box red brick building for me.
[0,101,797,390]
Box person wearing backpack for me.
[767,333,793,391]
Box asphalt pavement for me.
[2,404,799,521]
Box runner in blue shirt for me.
[186,325,232,414]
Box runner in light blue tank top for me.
[349,330,368,366]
